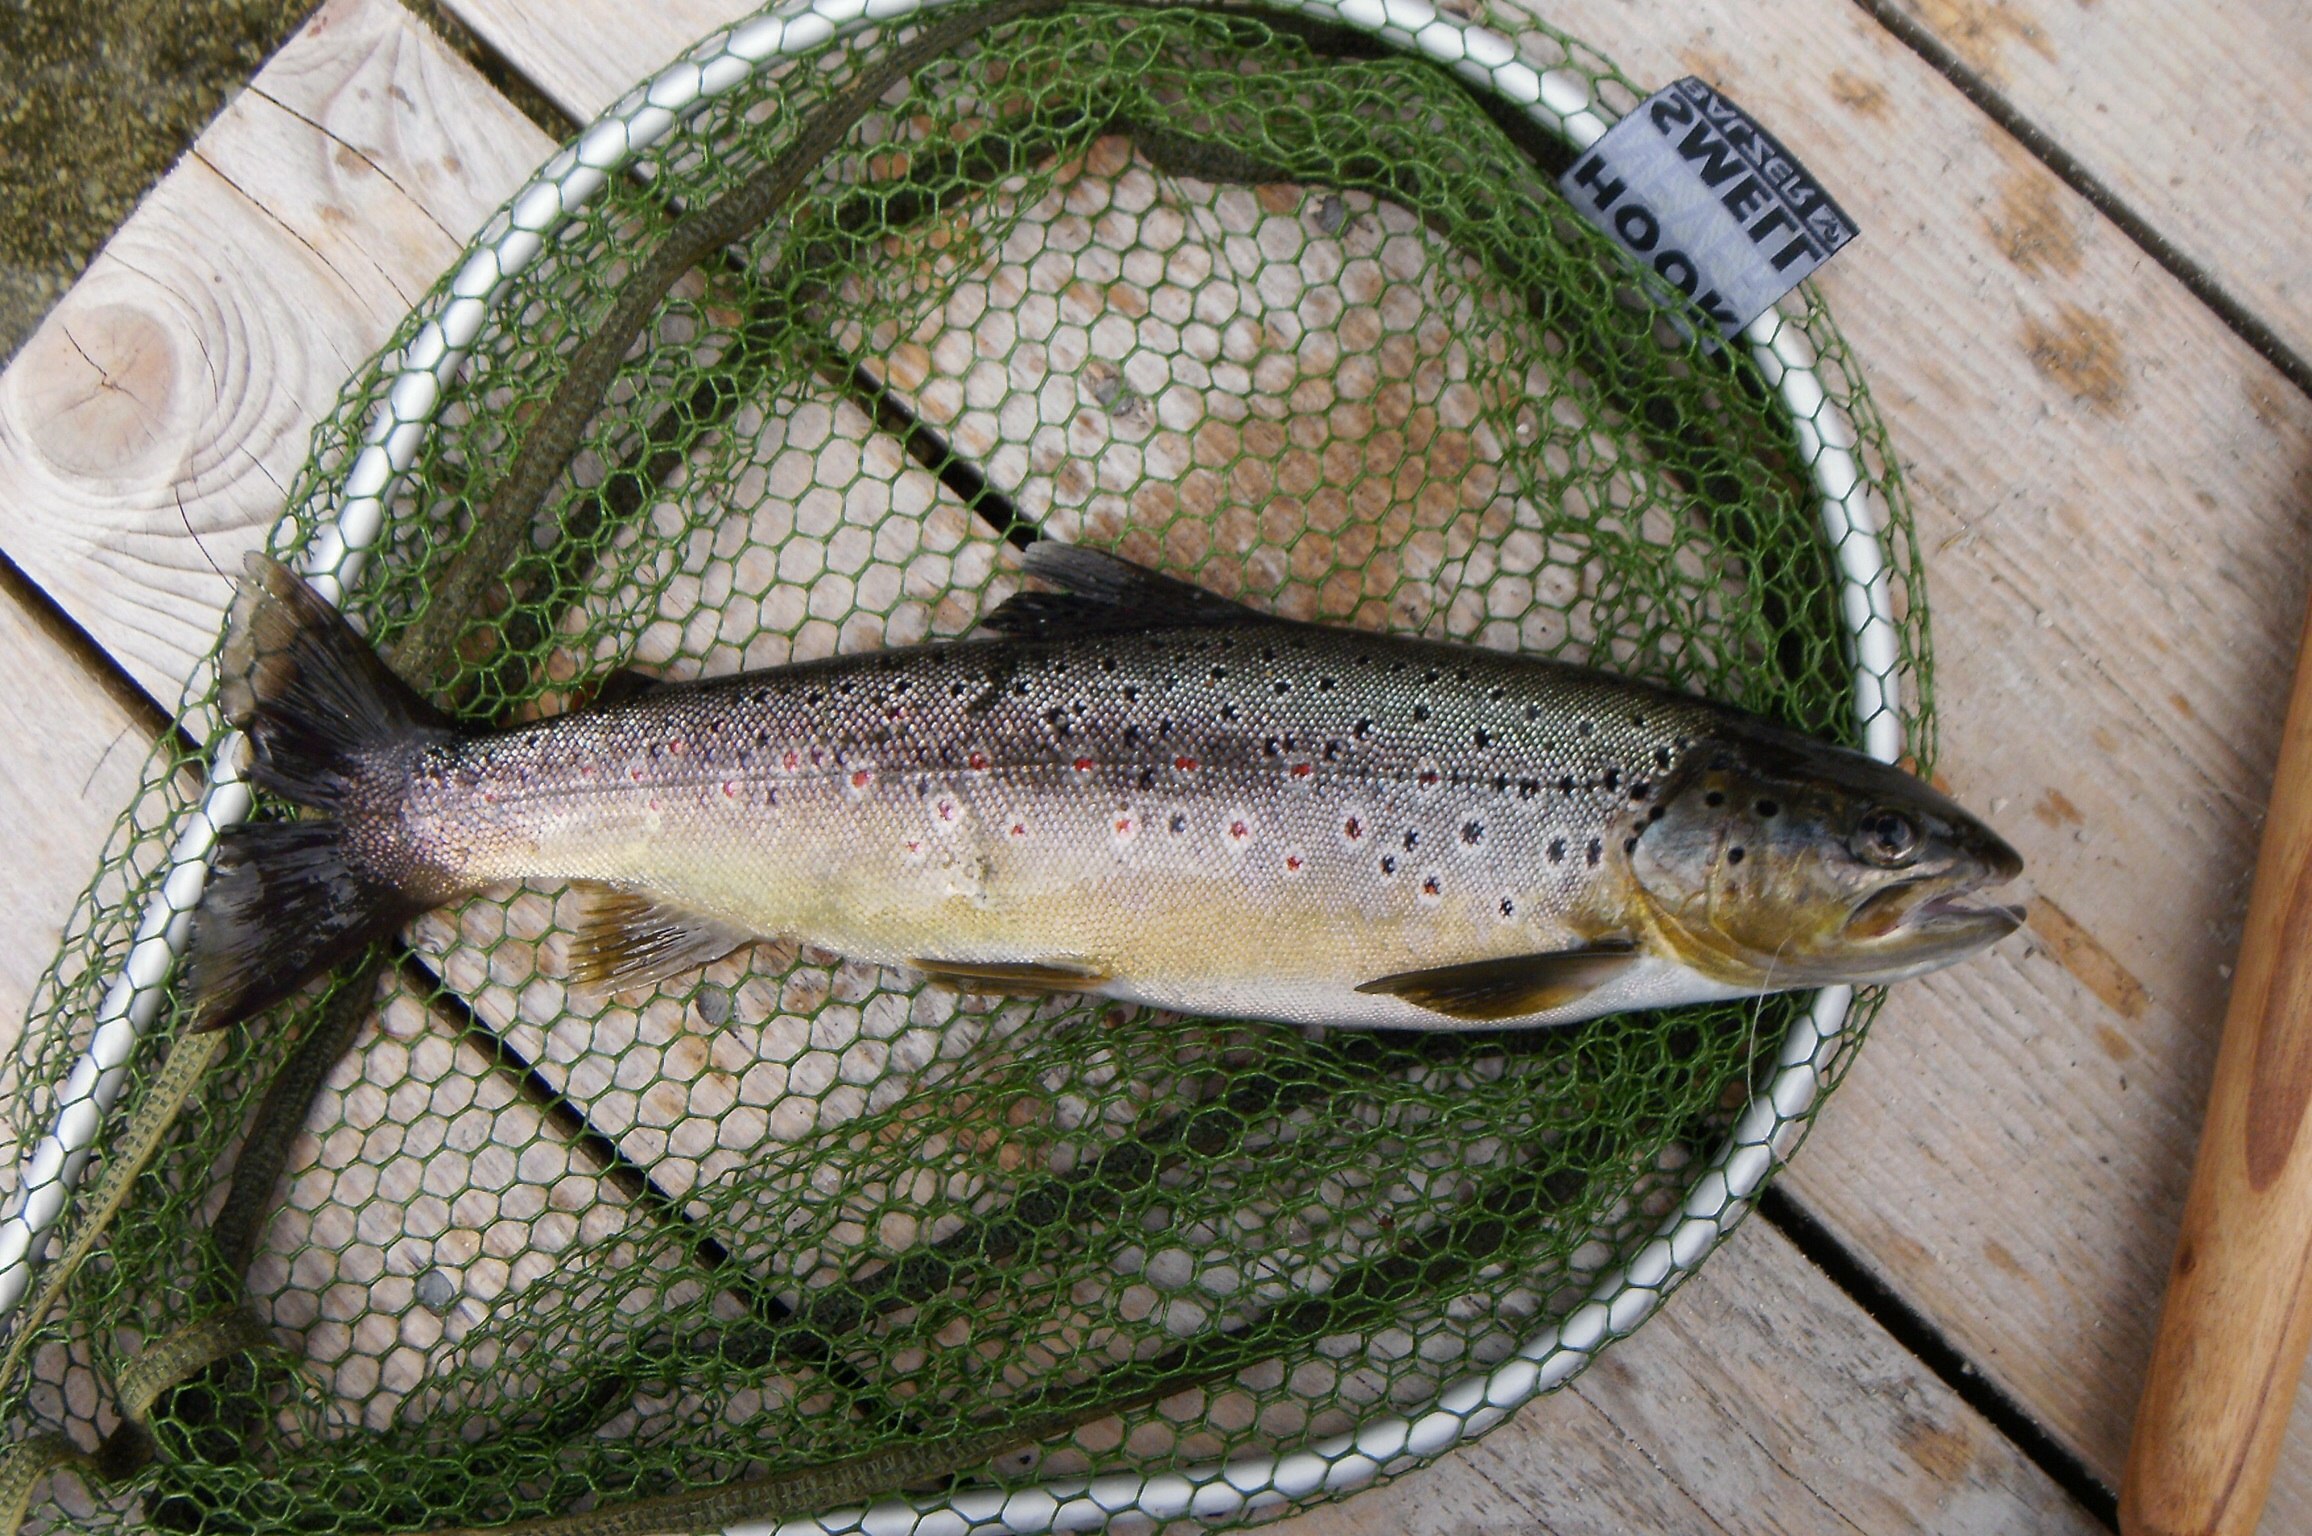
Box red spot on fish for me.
[906,839,922,854]
[631,768,646,782]
[851,769,872,788]
[1418,770,1440,786]
[1175,756,1200,772]
[1073,757,1095,773]
[783,750,801,772]
[1229,819,1249,840]
[1011,822,1028,837]
[724,781,738,797]
[1344,816,1363,840]
[1422,875,1441,896]
[1286,854,1303,871]
[482,792,497,803]
[1115,817,1132,834]
[1290,762,1313,778]
[967,752,990,770]
[669,739,686,755]
[937,800,957,821]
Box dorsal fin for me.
[980,542,1271,637]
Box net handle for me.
[0,1,1905,1526]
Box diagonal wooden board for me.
[0,0,556,711]
[0,0,2108,1529]
[1880,0,2312,373]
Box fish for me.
[186,542,2023,1034]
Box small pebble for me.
[415,1268,458,1314]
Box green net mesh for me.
[1,2,1929,1530]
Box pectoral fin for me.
[567,883,758,993]
[911,957,1111,996]
[1355,942,1640,1022]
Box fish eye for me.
[1852,809,1921,868]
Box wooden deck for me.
[2,0,2308,1528]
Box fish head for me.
[1626,723,2024,990]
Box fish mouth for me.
[1842,876,2025,960]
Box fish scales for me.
[187,543,2023,1033]
[409,625,1730,1028]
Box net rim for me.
[0,0,1908,1527]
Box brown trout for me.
[188,544,2022,1032]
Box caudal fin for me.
[187,555,463,1031]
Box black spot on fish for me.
[1170,812,1188,834]
[1220,703,1239,722]
[1473,728,1492,749]
[1423,669,1439,683]
[1500,895,1515,917]
[1518,778,1539,800]
[806,689,825,704]
[1548,838,1566,863]
[1557,775,1575,794]
[1211,666,1228,682]
[1380,855,1398,875]
[1655,746,1672,771]
[1461,820,1483,844]
[1603,768,1620,791]
[1402,829,1420,851]
[1704,790,1724,807]
[1577,718,1594,737]
[1354,719,1373,739]
[1632,713,1645,729]
[1586,838,1602,867]
[1100,657,1117,673]
[1624,836,1638,855]
[1412,704,1431,723]
[1728,846,1747,865]
[1422,875,1442,896]
[1755,799,1779,817]
[1123,685,1140,701]
[1492,773,1509,793]
[1631,782,1650,802]
[1325,740,1343,761]
[1648,805,1665,822]
[1274,680,1291,695]
[1488,685,1505,702]
[1318,677,1336,691]
[1138,768,1157,790]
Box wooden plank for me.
[1472,0,2312,1520]
[442,0,745,124]
[1878,0,2312,371]
[1265,1220,2102,1536]
[0,605,158,1049]
[0,0,554,710]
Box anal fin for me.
[1355,942,1639,1023]
[567,882,758,994]
[911,957,1111,996]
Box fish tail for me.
[188,555,465,1031]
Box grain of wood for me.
[0,0,553,709]
[0,600,158,1049]
[1879,0,2312,373]
[1258,1219,2104,1536]
[1488,0,2312,1523]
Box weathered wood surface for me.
[0,0,553,709]
[6,0,2307,1527]
[1882,0,2312,371]
[0,601,157,1035]
[1265,1219,2103,1536]
[1493,0,2312,1522]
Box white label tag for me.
[1558,78,1858,337]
